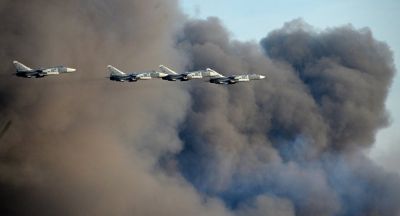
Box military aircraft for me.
[207,68,266,84]
[159,65,219,81]
[13,60,76,78]
[108,65,167,82]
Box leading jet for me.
[13,60,76,78]
[207,68,266,85]
[159,65,219,81]
[108,65,167,82]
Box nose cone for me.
[66,67,76,72]
[260,75,266,79]
[158,72,168,77]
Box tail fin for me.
[206,68,224,78]
[13,61,32,71]
[107,65,126,76]
[159,65,177,74]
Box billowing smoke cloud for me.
[0,1,229,215]
[176,18,400,215]
[0,1,399,216]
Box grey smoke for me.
[176,18,399,216]
[0,1,399,216]
[0,1,228,215]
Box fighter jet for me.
[108,65,167,82]
[207,68,266,85]
[13,60,76,78]
[159,65,219,81]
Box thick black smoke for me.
[0,0,399,215]
[0,1,230,216]
[176,18,400,216]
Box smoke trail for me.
[176,18,399,216]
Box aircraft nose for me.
[210,72,218,77]
[67,67,76,72]
[159,72,168,77]
[260,75,266,79]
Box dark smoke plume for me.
[176,18,399,216]
[0,1,399,216]
[0,1,229,215]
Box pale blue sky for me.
[180,0,400,173]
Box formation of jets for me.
[13,61,266,85]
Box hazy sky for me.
[180,0,400,173]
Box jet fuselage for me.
[15,66,76,78]
[209,74,266,85]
